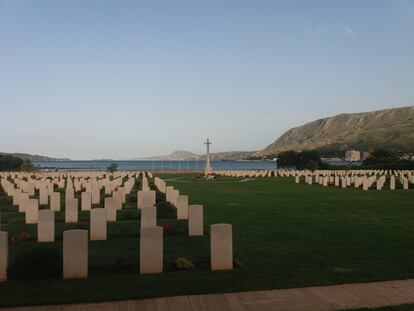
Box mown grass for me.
[0,174,413,307]
[347,304,414,311]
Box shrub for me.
[175,257,195,271]
[156,201,176,219]
[106,162,118,173]
[8,247,62,280]
[121,210,136,220]
[156,191,165,202]
[116,226,137,238]
[127,192,137,203]
[0,195,12,205]
[21,159,35,172]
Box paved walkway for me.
[4,279,414,311]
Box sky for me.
[0,0,413,160]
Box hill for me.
[202,151,256,161]
[257,106,414,156]
[137,150,201,161]
[0,152,70,161]
[138,150,255,161]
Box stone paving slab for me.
[3,279,414,311]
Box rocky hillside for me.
[257,106,414,156]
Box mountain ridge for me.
[4,106,412,161]
[0,152,70,161]
[257,106,414,156]
[136,150,256,161]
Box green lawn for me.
[0,174,413,307]
[348,305,414,311]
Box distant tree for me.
[363,149,399,165]
[307,160,319,171]
[361,148,414,169]
[277,151,298,167]
[277,150,323,170]
[20,159,35,172]
[318,148,345,159]
[106,162,118,173]
[0,155,23,171]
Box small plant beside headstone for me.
[175,257,195,271]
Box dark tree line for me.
[276,150,324,170]
[0,155,23,171]
[362,149,414,169]
[0,155,35,171]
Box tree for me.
[361,148,414,169]
[277,150,323,170]
[277,151,298,168]
[363,149,398,165]
[106,162,118,173]
[0,155,23,171]
[21,159,35,172]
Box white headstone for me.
[211,224,233,271]
[189,204,203,236]
[63,230,88,279]
[81,192,92,211]
[91,187,100,205]
[137,190,156,209]
[390,176,396,190]
[104,197,117,221]
[38,210,55,242]
[18,192,29,212]
[90,208,107,240]
[25,199,39,224]
[65,198,78,223]
[141,206,157,228]
[39,186,48,205]
[177,195,189,220]
[50,192,61,211]
[0,232,7,282]
[140,227,163,274]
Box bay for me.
[32,160,278,171]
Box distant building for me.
[345,150,361,162]
[401,153,414,161]
[345,150,370,162]
[321,157,342,162]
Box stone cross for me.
[204,138,213,175]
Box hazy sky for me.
[1,0,413,159]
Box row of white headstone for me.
[215,170,273,177]
[1,173,135,227]
[288,169,413,190]
[154,176,233,270]
[155,177,203,234]
[215,169,413,191]
[0,171,143,281]
[0,173,208,242]
[0,172,233,281]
